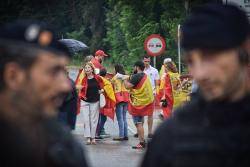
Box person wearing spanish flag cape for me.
[117,61,154,149]
[158,58,189,119]
[75,62,116,145]
[111,64,130,141]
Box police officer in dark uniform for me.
[141,3,250,167]
[0,20,88,167]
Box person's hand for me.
[99,89,104,94]
[115,73,129,80]
[115,73,124,80]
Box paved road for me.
[73,112,162,167]
[69,68,163,167]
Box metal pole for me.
[178,24,181,74]
[153,56,156,68]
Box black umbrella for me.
[59,39,89,55]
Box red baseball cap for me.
[95,50,108,57]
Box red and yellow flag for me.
[100,77,116,120]
[128,74,154,116]
[111,76,129,104]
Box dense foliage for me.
[0,0,221,71]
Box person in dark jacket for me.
[58,77,78,130]
[0,20,88,167]
[141,3,250,167]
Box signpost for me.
[144,34,166,67]
[177,24,181,74]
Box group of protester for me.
[1,2,250,167]
[73,46,190,148]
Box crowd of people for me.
[1,2,250,167]
[73,46,191,149]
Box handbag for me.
[99,93,106,108]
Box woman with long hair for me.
[112,64,129,141]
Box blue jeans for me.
[96,113,107,136]
[116,102,128,138]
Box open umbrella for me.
[59,39,89,55]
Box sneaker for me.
[148,134,153,139]
[132,142,146,149]
[133,133,138,138]
[113,137,124,141]
[123,137,129,140]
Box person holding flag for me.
[118,61,154,149]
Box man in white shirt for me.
[143,55,160,138]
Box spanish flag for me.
[100,77,116,120]
[111,76,129,104]
[128,74,154,116]
[157,71,174,119]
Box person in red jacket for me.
[79,62,104,145]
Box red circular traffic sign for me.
[144,34,166,56]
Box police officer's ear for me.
[239,39,250,65]
[238,49,249,65]
[4,62,27,91]
[243,38,250,64]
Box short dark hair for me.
[114,64,125,75]
[99,68,107,77]
[143,55,150,59]
[134,61,145,71]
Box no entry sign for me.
[144,34,166,56]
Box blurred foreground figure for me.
[141,3,250,167]
[0,20,88,167]
[58,77,78,130]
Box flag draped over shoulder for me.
[100,77,116,120]
[158,65,189,117]
[168,71,188,109]
[75,69,84,115]
[111,76,129,103]
[157,72,173,119]
[128,75,154,116]
[75,69,116,120]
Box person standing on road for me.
[120,61,154,149]
[75,50,111,138]
[79,62,104,145]
[141,3,250,167]
[95,68,116,139]
[142,55,159,138]
[0,20,88,167]
[112,64,129,141]
[157,58,174,119]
